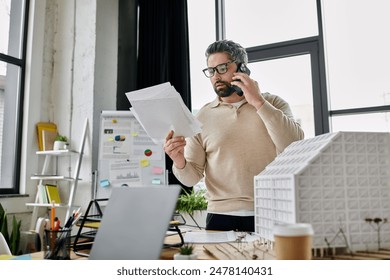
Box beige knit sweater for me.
[173,93,304,213]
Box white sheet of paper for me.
[184,231,237,243]
[126,83,202,143]
[183,231,260,243]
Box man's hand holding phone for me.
[232,73,265,110]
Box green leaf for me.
[0,203,22,255]
[179,244,194,255]
[176,188,207,215]
[0,212,9,243]
[10,216,21,255]
[55,134,68,142]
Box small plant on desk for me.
[179,244,194,255]
[174,244,197,260]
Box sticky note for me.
[140,159,150,167]
[100,179,110,188]
[152,179,161,185]
[152,166,163,175]
[131,132,138,137]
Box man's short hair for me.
[205,40,248,64]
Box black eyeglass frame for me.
[202,61,236,78]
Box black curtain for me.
[137,0,191,105]
[137,0,191,187]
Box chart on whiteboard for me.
[97,111,166,198]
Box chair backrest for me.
[0,232,11,255]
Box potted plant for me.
[176,188,208,229]
[0,203,22,255]
[173,243,197,260]
[53,134,68,150]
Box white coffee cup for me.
[273,223,314,260]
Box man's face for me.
[207,53,237,97]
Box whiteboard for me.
[96,111,167,199]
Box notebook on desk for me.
[89,185,181,260]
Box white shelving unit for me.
[27,119,88,229]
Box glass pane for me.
[0,62,20,189]
[323,0,390,110]
[331,113,390,133]
[188,0,216,114]
[250,54,315,138]
[225,0,318,47]
[0,0,25,58]
[0,61,5,182]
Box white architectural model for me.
[254,131,390,251]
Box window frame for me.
[215,0,329,136]
[216,0,390,135]
[0,0,29,195]
[246,37,329,135]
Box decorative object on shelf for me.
[45,184,61,205]
[173,243,197,260]
[26,119,88,231]
[42,129,58,151]
[53,134,68,150]
[36,122,57,151]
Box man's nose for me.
[213,71,222,80]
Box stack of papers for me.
[183,231,260,243]
[126,82,202,143]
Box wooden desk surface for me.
[162,232,275,260]
[28,250,88,260]
[28,231,275,260]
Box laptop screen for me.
[89,185,181,260]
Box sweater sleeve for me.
[172,134,206,187]
[258,93,305,153]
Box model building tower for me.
[254,131,390,251]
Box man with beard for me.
[164,40,304,231]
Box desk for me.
[26,231,275,260]
[28,250,88,260]
[162,231,275,260]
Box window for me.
[322,0,390,132]
[187,0,216,114]
[188,0,326,137]
[0,0,29,194]
[188,0,390,138]
[225,0,318,47]
[249,55,315,138]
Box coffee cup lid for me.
[273,223,314,237]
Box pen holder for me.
[44,229,71,260]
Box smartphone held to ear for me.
[230,63,251,96]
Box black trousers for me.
[206,213,255,232]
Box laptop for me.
[89,185,181,260]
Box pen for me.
[51,201,56,230]
[64,212,74,228]
[71,211,82,227]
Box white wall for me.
[1,0,118,230]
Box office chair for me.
[0,232,11,255]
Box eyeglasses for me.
[202,61,235,78]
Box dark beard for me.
[214,81,235,97]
